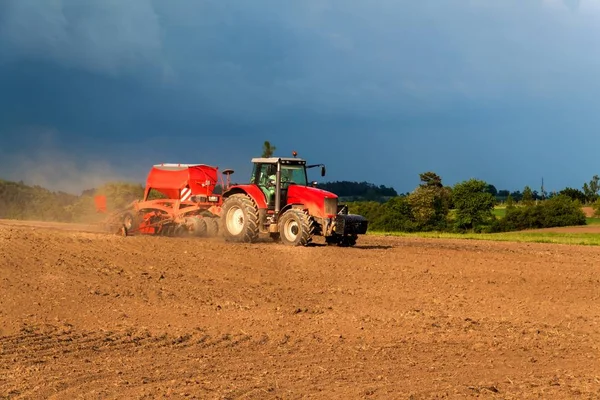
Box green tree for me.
[373,196,417,232]
[485,184,498,197]
[348,201,385,228]
[452,179,496,231]
[583,175,600,203]
[408,172,451,230]
[510,190,523,202]
[522,186,534,206]
[317,181,397,201]
[559,187,587,203]
[505,194,515,209]
[583,182,592,203]
[419,171,443,188]
[0,179,77,221]
[591,175,600,199]
[262,141,276,157]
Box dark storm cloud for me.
[0,0,165,76]
[1,0,600,193]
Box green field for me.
[369,230,600,246]
[369,206,600,246]
[492,207,506,218]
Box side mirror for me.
[321,166,326,177]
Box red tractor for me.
[219,152,368,246]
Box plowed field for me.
[2,220,600,399]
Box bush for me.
[348,201,385,225]
[542,196,586,227]
[373,196,418,232]
[491,195,585,232]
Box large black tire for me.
[221,194,260,243]
[278,209,314,246]
[205,218,219,237]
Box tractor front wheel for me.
[278,209,314,246]
[221,194,260,243]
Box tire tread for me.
[222,194,260,243]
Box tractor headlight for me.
[208,195,219,202]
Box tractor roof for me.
[251,157,306,164]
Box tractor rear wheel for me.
[221,194,259,243]
[278,209,314,246]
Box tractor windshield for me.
[281,165,307,186]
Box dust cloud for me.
[0,143,142,195]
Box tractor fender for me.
[222,185,268,209]
[279,203,327,231]
[279,203,306,216]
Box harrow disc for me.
[188,217,207,237]
[205,218,219,237]
[174,225,188,237]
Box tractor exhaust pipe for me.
[274,160,282,217]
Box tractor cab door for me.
[252,163,279,208]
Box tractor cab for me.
[250,155,325,210]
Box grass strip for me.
[368,230,600,246]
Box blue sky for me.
[0,0,598,194]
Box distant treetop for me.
[317,181,397,200]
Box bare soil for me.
[2,220,600,399]
[582,207,595,218]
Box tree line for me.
[0,171,594,232]
[347,172,588,233]
[317,181,397,201]
[0,180,149,223]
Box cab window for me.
[281,165,307,186]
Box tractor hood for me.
[287,185,339,218]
